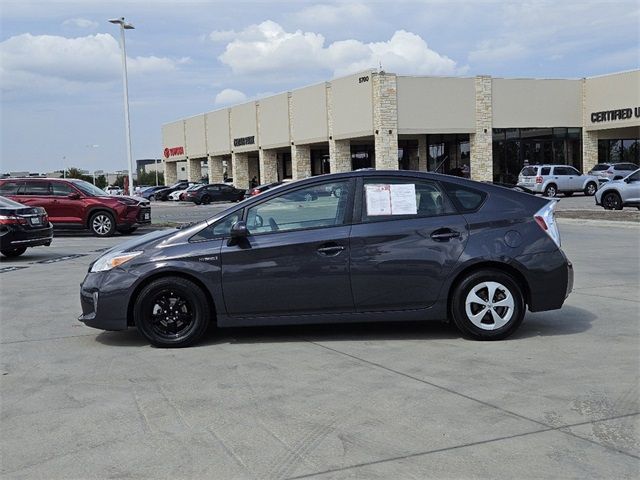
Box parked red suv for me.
[0,178,151,237]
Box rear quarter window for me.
[441,183,487,213]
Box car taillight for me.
[0,215,28,225]
[250,189,260,196]
[535,176,543,184]
[534,201,561,247]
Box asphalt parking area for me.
[1,219,638,479]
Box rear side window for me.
[591,164,610,171]
[520,167,537,176]
[441,182,487,213]
[19,181,50,195]
[0,181,22,195]
[540,167,551,175]
[616,163,638,170]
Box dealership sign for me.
[164,146,184,158]
[233,136,255,147]
[591,107,640,123]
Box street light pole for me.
[109,17,135,195]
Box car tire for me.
[89,211,116,237]
[584,182,597,196]
[201,195,211,205]
[194,200,201,205]
[148,195,156,202]
[543,184,557,197]
[1,246,28,257]
[134,276,211,348]
[451,269,525,341]
[117,226,138,235]
[602,191,623,210]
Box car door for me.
[565,166,584,190]
[349,176,469,311]
[49,182,84,223]
[219,185,236,201]
[15,180,56,213]
[622,171,640,204]
[220,179,355,317]
[551,166,572,192]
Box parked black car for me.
[154,181,191,201]
[80,170,573,347]
[0,196,53,257]
[184,184,246,204]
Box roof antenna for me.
[378,59,383,73]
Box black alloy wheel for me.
[201,195,211,205]
[134,276,210,347]
[602,191,623,210]
[89,211,116,237]
[584,182,597,196]
[450,269,525,340]
[1,246,28,257]
[543,184,557,197]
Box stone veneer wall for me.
[231,152,249,189]
[208,155,225,183]
[581,79,599,174]
[372,73,399,170]
[185,158,202,182]
[164,161,177,185]
[291,144,311,179]
[470,75,493,181]
[259,149,278,184]
[418,136,428,171]
[327,83,352,172]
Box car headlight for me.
[91,251,143,272]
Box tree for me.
[137,170,164,186]
[95,175,107,189]
[65,167,93,183]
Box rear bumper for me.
[516,249,573,312]
[0,224,53,249]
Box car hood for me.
[102,228,178,256]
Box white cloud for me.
[62,18,98,29]
[214,88,247,106]
[216,21,462,77]
[0,33,189,93]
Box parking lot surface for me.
[1,217,639,479]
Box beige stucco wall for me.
[230,102,258,153]
[258,93,290,149]
[162,120,186,161]
[397,76,475,133]
[290,83,328,144]
[330,72,374,140]
[492,79,582,128]
[584,70,640,131]
[184,114,207,158]
[205,109,231,156]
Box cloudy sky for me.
[1,0,639,173]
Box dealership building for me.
[162,69,639,188]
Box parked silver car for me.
[595,169,640,210]
[588,163,639,183]
[517,165,599,197]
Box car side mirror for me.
[68,193,81,200]
[230,220,248,238]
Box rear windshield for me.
[520,167,538,176]
[591,164,610,171]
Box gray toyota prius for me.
[79,170,573,347]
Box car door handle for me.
[431,228,460,242]
[317,245,345,256]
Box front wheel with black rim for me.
[543,184,557,197]
[201,195,211,205]
[451,270,525,340]
[584,182,597,196]
[89,211,116,237]
[602,191,622,210]
[1,246,27,257]
[134,276,211,348]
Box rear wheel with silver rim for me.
[543,184,557,197]
[134,276,210,347]
[451,270,525,340]
[89,211,116,237]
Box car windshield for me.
[72,180,108,196]
[186,184,201,191]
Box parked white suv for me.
[595,169,640,210]
[517,165,599,197]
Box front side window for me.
[553,167,572,175]
[627,171,640,182]
[51,182,76,196]
[246,181,350,234]
[191,212,242,242]
[362,178,455,222]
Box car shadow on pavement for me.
[94,305,594,348]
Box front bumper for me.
[0,224,53,249]
[78,268,138,331]
[118,206,151,228]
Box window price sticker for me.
[365,184,417,216]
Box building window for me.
[597,138,640,164]
[492,127,582,184]
[427,134,470,178]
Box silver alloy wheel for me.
[464,281,515,330]
[586,183,597,195]
[545,185,557,197]
[92,214,112,235]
